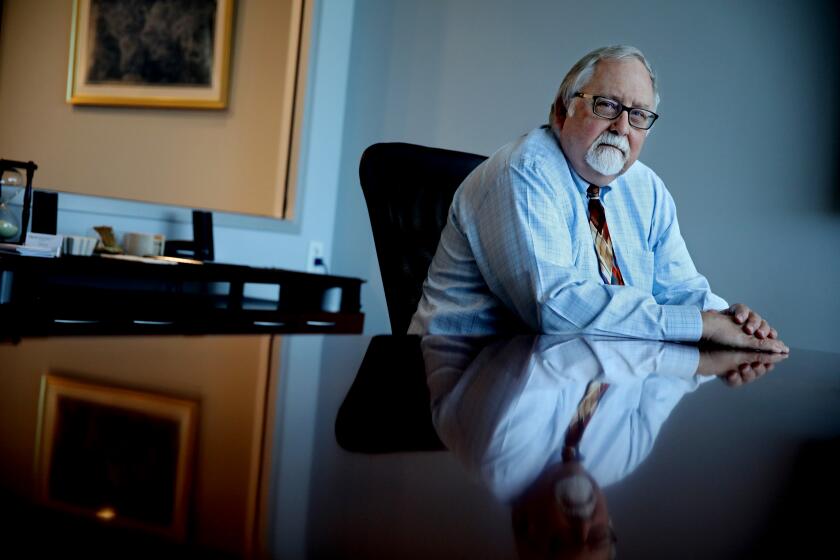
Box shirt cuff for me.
[661,305,703,342]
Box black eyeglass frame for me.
[574,92,659,130]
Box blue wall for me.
[331,0,840,350]
[40,0,840,350]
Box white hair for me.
[549,45,660,125]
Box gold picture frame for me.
[35,374,198,540]
[66,0,235,109]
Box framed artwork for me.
[66,0,235,109]
[35,374,198,540]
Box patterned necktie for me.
[587,185,625,286]
[562,380,609,462]
[559,185,621,461]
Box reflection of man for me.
[512,460,614,560]
[423,335,785,560]
[426,336,708,503]
[409,45,787,355]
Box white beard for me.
[554,473,596,519]
[585,132,629,176]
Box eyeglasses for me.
[574,92,659,130]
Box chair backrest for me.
[359,142,487,333]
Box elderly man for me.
[409,45,787,353]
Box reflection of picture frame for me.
[66,0,235,109]
[35,374,198,540]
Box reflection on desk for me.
[1,334,839,559]
[427,337,706,497]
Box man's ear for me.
[552,102,566,129]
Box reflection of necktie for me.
[587,185,624,286]
[563,380,609,462]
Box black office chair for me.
[335,335,445,453]
[359,142,487,333]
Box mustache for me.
[593,132,629,154]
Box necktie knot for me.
[587,185,600,199]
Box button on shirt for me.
[408,126,728,339]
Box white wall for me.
[332,0,840,350]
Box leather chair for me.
[335,335,444,453]
[359,142,487,333]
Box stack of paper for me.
[11,233,63,258]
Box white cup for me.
[321,287,342,313]
[62,235,98,256]
[123,232,166,257]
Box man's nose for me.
[609,110,632,135]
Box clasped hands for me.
[701,303,789,354]
[695,347,787,387]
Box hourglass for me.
[0,159,37,245]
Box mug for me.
[123,232,166,257]
[62,235,97,256]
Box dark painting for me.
[48,395,180,527]
[86,0,218,86]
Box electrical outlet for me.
[307,240,324,272]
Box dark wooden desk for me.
[2,335,838,558]
[0,253,364,337]
[281,336,840,559]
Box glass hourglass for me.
[0,168,24,240]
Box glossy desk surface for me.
[3,335,840,559]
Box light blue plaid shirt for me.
[408,126,727,339]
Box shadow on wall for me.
[833,148,840,214]
[332,0,453,334]
[832,3,840,214]
[330,0,398,335]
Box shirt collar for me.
[567,163,614,198]
[545,126,616,198]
